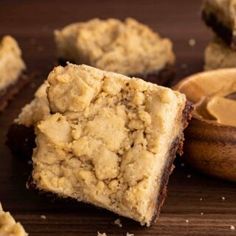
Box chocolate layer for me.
[0,74,29,111]
[151,101,193,223]
[202,10,236,49]
[58,58,175,86]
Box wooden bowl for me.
[175,69,236,182]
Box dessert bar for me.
[204,37,236,70]
[55,18,175,85]
[13,64,191,226]
[0,203,27,236]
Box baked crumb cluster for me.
[0,203,27,236]
[17,64,186,225]
[55,18,175,75]
[0,36,25,91]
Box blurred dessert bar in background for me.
[54,18,175,85]
[0,36,26,111]
[204,37,236,70]
[202,0,236,49]
[0,203,27,236]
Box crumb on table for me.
[97,232,107,236]
[126,233,134,236]
[40,215,47,220]
[188,38,196,47]
[114,218,122,227]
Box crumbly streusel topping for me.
[18,64,186,225]
[0,203,27,236]
[0,36,25,91]
[55,18,175,75]
[204,38,236,70]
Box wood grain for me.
[0,0,236,235]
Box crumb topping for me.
[55,18,175,75]
[15,82,50,126]
[203,0,236,30]
[17,64,186,225]
[0,203,27,236]
[204,38,236,71]
[0,36,25,91]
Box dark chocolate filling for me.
[58,58,175,86]
[202,10,236,49]
[0,74,29,111]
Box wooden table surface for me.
[0,0,236,235]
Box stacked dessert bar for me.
[203,0,236,70]
[12,64,191,226]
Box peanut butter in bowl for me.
[207,96,236,127]
[175,68,236,182]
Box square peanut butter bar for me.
[16,64,190,226]
[54,18,175,85]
